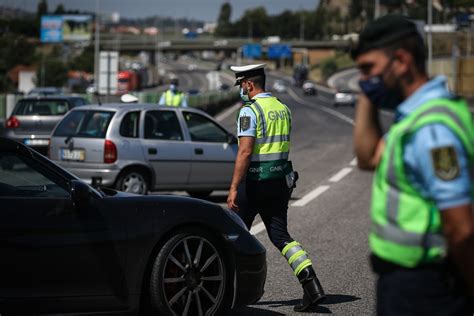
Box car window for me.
[183,112,228,143]
[72,98,88,107]
[145,110,183,141]
[54,110,114,138]
[13,99,69,116]
[120,111,140,138]
[0,152,69,198]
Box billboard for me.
[243,44,262,58]
[41,15,92,43]
[40,16,63,43]
[268,44,292,59]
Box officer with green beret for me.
[227,63,326,312]
[353,14,474,315]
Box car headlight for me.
[224,207,248,231]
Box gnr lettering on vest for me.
[270,166,283,172]
[249,167,263,173]
[268,110,288,121]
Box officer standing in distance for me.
[227,63,325,312]
[159,78,188,107]
[353,15,474,315]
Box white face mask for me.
[240,87,250,102]
[170,84,177,91]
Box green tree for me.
[216,2,233,37]
[37,57,68,87]
[54,4,66,14]
[69,45,94,73]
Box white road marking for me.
[250,221,266,235]
[291,185,330,207]
[329,167,353,183]
[350,158,357,166]
[287,88,355,125]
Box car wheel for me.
[150,229,229,316]
[116,170,148,195]
[187,190,213,199]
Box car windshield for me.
[13,99,70,116]
[53,110,115,138]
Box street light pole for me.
[94,0,100,90]
[375,0,380,19]
[428,0,433,75]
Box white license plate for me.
[61,149,85,161]
[24,139,49,146]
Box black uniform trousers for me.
[371,255,473,316]
[237,178,293,251]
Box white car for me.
[334,90,357,107]
[272,80,287,93]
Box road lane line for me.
[329,167,353,183]
[291,185,330,207]
[250,221,266,235]
[350,158,357,166]
[287,88,355,125]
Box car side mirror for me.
[227,134,238,144]
[70,180,91,207]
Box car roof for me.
[69,103,210,115]
[19,95,86,101]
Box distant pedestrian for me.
[353,14,474,315]
[159,78,187,107]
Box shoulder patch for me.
[240,116,251,132]
[431,146,460,181]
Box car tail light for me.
[104,140,117,164]
[6,116,20,129]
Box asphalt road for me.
[154,59,396,315]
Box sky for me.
[0,0,321,22]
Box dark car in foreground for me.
[0,137,266,315]
[2,95,89,155]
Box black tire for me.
[115,170,149,195]
[150,229,230,316]
[187,190,213,199]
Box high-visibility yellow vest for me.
[371,97,474,268]
[243,96,292,180]
[163,90,184,107]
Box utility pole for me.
[248,18,252,40]
[94,0,100,89]
[300,12,305,42]
[428,0,433,75]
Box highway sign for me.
[268,44,292,59]
[243,44,262,58]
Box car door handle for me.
[148,148,157,155]
[194,148,204,155]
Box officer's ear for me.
[392,48,411,78]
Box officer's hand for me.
[227,189,239,212]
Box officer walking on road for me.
[227,63,325,312]
[158,78,188,107]
[353,15,474,315]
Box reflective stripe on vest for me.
[246,98,291,162]
[371,98,474,268]
[164,90,184,107]
[281,241,313,276]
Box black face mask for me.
[358,59,403,110]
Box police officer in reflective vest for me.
[353,15,474,315]
[159,78,188,107]
[227,63,325,312]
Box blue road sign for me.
[243,44,262,58]
[268,44,292,59]
[40,16,63,43]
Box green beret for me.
[351,14,422,59]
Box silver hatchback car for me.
[49,104,238,196]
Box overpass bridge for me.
[99,34,351,54]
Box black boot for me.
[294,267,325,312]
